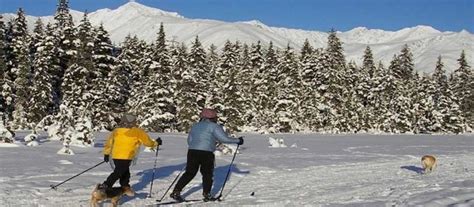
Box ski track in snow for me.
[0,132,473,206]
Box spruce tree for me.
[323,30,347,132]
[395,44,415,80]
[432,56,448,105]
[11,8,32,129]
[124,36,148,116]
[2,21,14,125]
[300,38,313,60]
[30,23,57,125]
[189,36,209,107]
[212,40,242,131]
[140,23,176,131]
[92,23,119,129]
[248,41,264,129]
[53,0,76,111]
[256,41,278,132]
[273,44,300,132]
[237,43,255,130]
[173,43,200,131]
[30,18,45,62]
[450,50,472,130]
[0,15,7,114]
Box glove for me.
[155,137,162,146]
[104,155,109,163]
[237,137,244,145]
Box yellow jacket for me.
[103,127,158,160]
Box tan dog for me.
[421,155,437,174]
[90,185,134,207]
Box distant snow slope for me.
[1,132,473,206]
[2,2,473,72]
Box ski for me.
[155,199,202,206]
[155,198,221,206]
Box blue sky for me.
[0,0,473,32]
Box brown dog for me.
[90,185,134,207]
[421,155,437,174]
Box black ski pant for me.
[173,149,215,194]
[104,159,132,188]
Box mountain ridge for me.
[2,2,473,72]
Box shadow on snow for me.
[401,165,424,174]
[121,162,249,204]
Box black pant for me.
[104,159,132,187]
[173,149,215,194]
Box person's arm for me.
[103,130,115,155]
[135,128,158,148]
[212,125,240,144]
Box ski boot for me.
[203,192,214,202]
[170,191,185,202]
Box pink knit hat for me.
[200,108,217,119]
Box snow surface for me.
[2,2,473,73]
[1,131,474,206]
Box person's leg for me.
[200,151,215,197]
[118,160,132,187]
[173,150,200,193]
[104,159,129,187]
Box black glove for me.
[156,137,162,146]
[104,155,109,163]
[237,137,244,145]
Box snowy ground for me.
[1,132,474,207]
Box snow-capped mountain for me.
[2,2,473,72]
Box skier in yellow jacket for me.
[99,114,162,192]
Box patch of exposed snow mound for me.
[24,133,37,142]
[0,122,14,143]
[57,146,75,155]
[26,141,40,147]
[59,160,73,165]
[47,123,61,140]
[268,137,287,148]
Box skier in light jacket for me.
[99,114,162,193]
[170,108,244,202]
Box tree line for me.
[0,6,472,145]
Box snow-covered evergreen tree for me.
[123,36,148,116]
[30,18,45,61]
[449,50,472,130]
[251,41,278,132]
[300,38,313,60]
[273,44,300,132]
[53,0,76,111]
[0,15,7,115]
[382,54,413,133]
[394,44,415,80]
[10,8,31,129]
[30,23,57,125]
[189,36,209,107]
[92,23,120,130]
[236,43,255,130]
[248,41,264,129]
[139,23,176,132]
[212,40,244,132]
[170,42,196,131]
[323,30,347,132]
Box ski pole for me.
[148,141,161,198]
[215,144,240,201]
[157,165,186,202]
[50,161,105,190]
